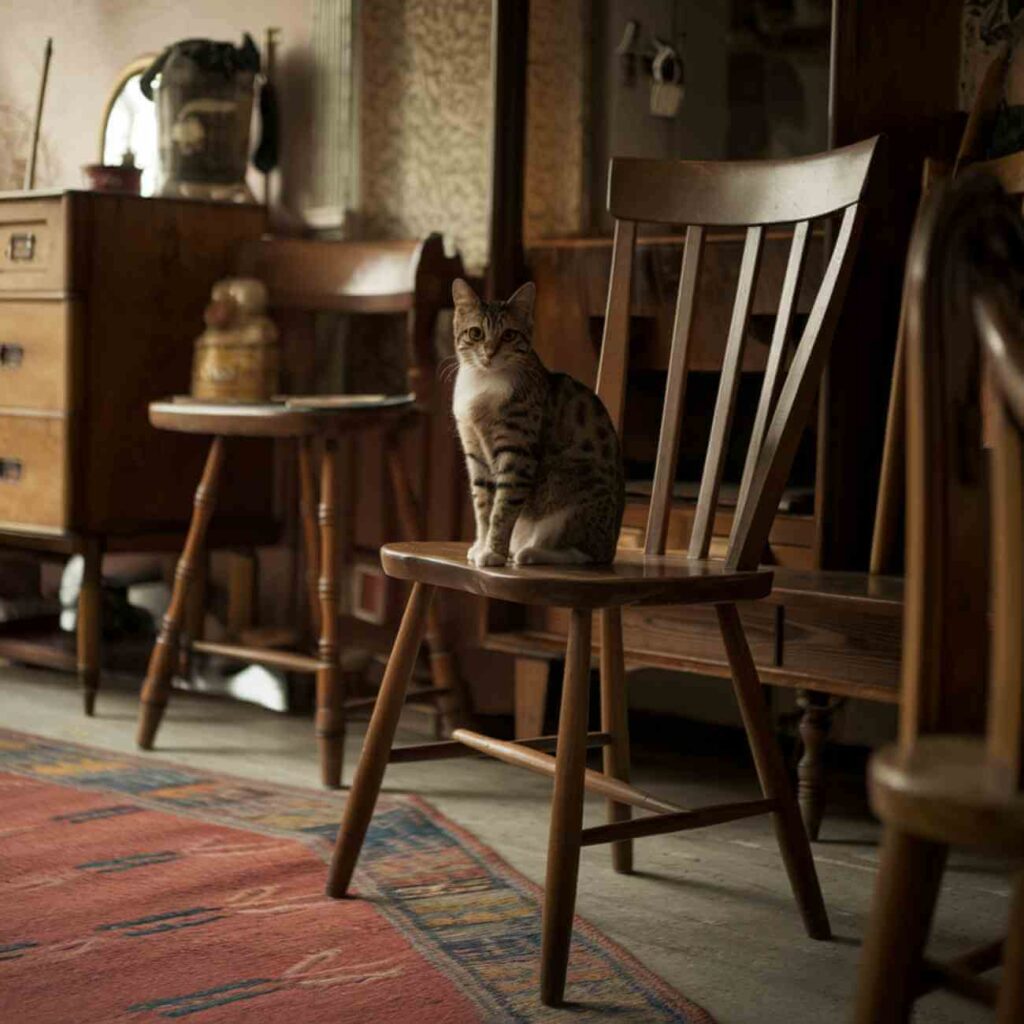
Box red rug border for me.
[0,726,716,1024]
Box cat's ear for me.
[452,278,480,310]
[506,281,536,322]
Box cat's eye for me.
[502,329,518,342]
[468,326,483,341]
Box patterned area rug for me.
[0,730,714,1023]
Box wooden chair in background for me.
[326,136,880,1005]
[855,173,1024,1022]
[135,235,467,787]
[872,42,1024,575]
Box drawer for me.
[0,198,67,293]
[0,301,71,410]
[0,414,68,530]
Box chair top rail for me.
[237,236,428,310]
[608,136,879,227]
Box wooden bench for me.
[485,566,902,839]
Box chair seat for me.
[381,541,773,609]
[150,394,415,438]
[869,736,1024,855]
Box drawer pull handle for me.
[4,232,36,262]
[0,343,24,367]
[0,458,23,483]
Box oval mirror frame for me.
[97,53,158,161]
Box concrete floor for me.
[1,663,1012,1024]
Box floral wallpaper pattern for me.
[961,0,1024,108]
[0,100,54,190]
[359,0,493,273]
[524,0,588,242]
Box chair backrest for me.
[594,137,880,570]
[901,172,1024,769]
[869,88,1024,578]
[236,233,464,401]
[960,44,1024,201]
[237,237,422,313]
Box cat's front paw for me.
[467,541,486,563]
[472,548,507,568]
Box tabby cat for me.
[451,278,624,567]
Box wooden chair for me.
[327,136,880,1005]
[135,235,466,788]
[854,173,1024,1022]
[872,43,1024,576]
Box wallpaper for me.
[0,99,54,189]
[359,0,493,273]
[961,1,1024,109]
[524,0,588,241]
[0,0,314,206]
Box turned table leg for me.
[137,438,225,749]
[796,689,839,842]
[77,538,103,716]
[298,436,321,641]
[179,549,208,678]
[316,437,344,789]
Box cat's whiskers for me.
[437,356,460,384]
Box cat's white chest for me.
[453,366,514,421]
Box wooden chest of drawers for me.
[0,190,273,710]
[0,191,269,536]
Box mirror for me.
[99,55,158,196]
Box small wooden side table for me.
[135,396,451,788]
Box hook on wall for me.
[614,19,685,117]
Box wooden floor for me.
[1,663,1011,1024]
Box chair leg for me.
[599,607,632,874]
[316,438,344,789]
[997,868,1024,1024]
[423,602,463,735]
[716,602,831,939]
[137,438,225,750]
[225,549,257,641]
[854,827,947,1024]
[326,582,435,898]
[541,608,592,1007]
[77,538,103,717]
[385,430,466,734]
[514,657,549,738]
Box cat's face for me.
[452,279,536,372]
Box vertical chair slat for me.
[689,225,765,559]
[988,397,1024,790]
[728,203,863,571]
[977,293,1024,790]
[730,220,811,548]
[596,219,637,432]
[645,225,705,555]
